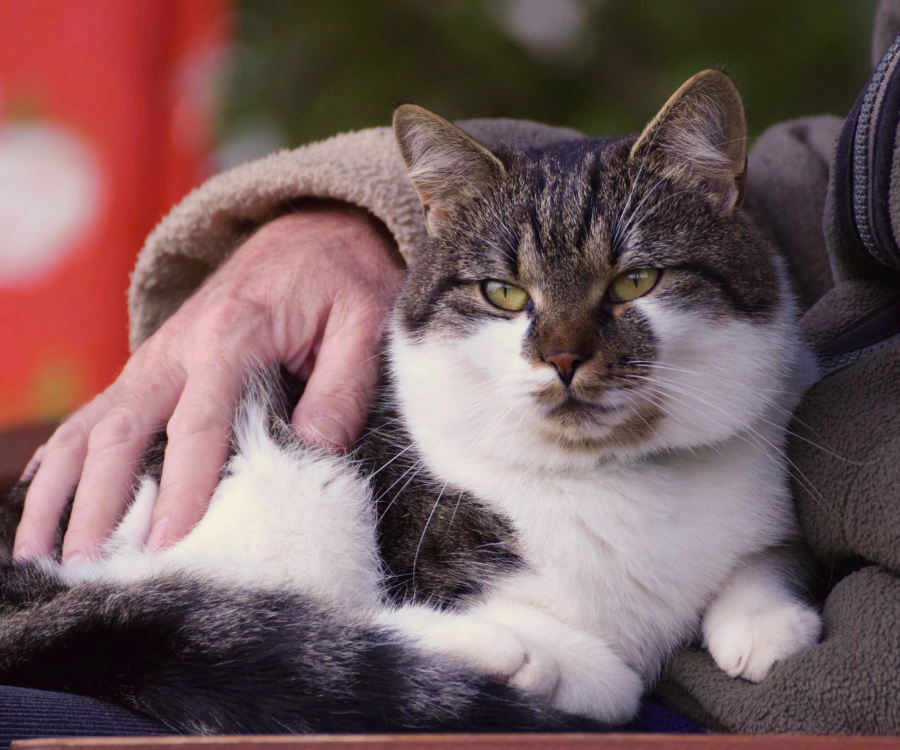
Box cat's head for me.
[390,70,813,469]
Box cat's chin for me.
[537,397,656,455]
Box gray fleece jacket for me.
[127,2,900,734]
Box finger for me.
[292,304,385,451]
[19,444,46,483]
[61,383,180,563]
[14,393,111,561]
[146,362,247,552]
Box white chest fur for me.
[403,420,794,676]
[387,290,811,677]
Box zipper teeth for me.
[817,332,899,380]
[852,35,900,268]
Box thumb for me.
[291,311,384,451]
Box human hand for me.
[13,203,405,563]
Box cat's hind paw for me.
[704,601,821,682]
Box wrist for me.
[253,200,405,270]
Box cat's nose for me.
[543,352,584,385]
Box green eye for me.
[482,280,530,312]
[609,267,660,303]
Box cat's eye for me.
[608,267,660,303]
[482,280,530,312]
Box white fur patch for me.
[639,281,816,454]
[62,395,383,611]
[703,552,822,682]
[376,600,642,724]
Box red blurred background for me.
[0,0,232,428]
[0,0,876,435]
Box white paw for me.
[425,616,561,699]
[552,647,643,724]
[705,602,821,682]
[381,603,643,723]
[474,602,643,723]
[382,607,560,700]
[105,477,158,554]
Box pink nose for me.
[544,352,583,384]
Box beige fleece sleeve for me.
[127,118,585,350]
[127,127,423,350]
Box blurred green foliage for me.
[221,0,876,151]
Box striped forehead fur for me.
[395,130,777,340]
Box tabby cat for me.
[0,70,821,734]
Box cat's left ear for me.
[631,69,747,213]
[393,104,506,237]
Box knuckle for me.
[310,383,370,419]
[195,296,271,351]
[86,409,145,453]
[45,419,90,455]
[205,283,267,320]
[137,334,179,371]
[121,346,183,393]
[165,405,227,445]
[339,289,394,328]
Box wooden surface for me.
[12,735,900,750]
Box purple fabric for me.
[0,686,173,749]
[635,699,705,734]
[0,687,702,748]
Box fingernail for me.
[19,446,46,482]
[145,518,170,553]
[307,415,351,450]
[13,547,36,563]
[63,553,88,568]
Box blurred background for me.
[0,0,878,430]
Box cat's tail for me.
[0,564,607,735]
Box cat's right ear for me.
[630,69,747,213]
[393,104,505,237]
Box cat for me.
[0,69,821,734]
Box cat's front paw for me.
[392,608,561,699]
[379,603,642,723]
[455,620,562,699]
[428,617,559,702]
[704,601,821,682]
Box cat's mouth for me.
[543,393,632,431]
[536,389,658,450]
[526,364,659,449]
[547,394,629,423]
